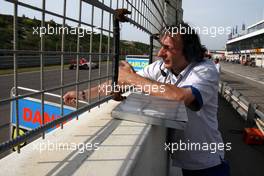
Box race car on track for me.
[69,58,99,70]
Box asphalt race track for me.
[0,63,112,147]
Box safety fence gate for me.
[0,0,177,155]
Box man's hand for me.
[63,91,78,106]
[63,62,135,105]
[118,61,136,85]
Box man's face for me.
[157,34,185,70]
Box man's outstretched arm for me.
[118,61,197,109]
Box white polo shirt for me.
[137,59,224,170]
[215,63,221,73]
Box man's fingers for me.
[64,98,76,106]
[119,61,135,73]
[70,98,77,105]
[120,60,130,67]
[119,61,125,68]
[63,94,68,103]
[63,91,77,106]
[63,94,71,104]
[64,97,71,105]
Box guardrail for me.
[218,81,264,121]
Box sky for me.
[0,0,264,50]
[182,0,264,50]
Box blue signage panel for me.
[126,55,149,71]
[11,98,75,132]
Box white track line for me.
[222,68,264,86]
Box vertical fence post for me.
[40,0,46,139]
[75,0,82,120]
[149,35,153,64]
[13,0,20,153]
[113,14,120,86]
[247,103,257,122]
[60,0,67,129]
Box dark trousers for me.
[182,161,230,176]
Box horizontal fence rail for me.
[0,0,168,155]
[0,50,114,68]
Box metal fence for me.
[0,0,177,155]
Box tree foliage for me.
[0,14,150,56]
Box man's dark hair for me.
[201,45,208,56]
[215,58,219,63]
[161,22,204,63]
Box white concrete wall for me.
[0,100,180,176]
[131,126,168,176]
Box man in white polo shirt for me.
[63,22,230,176]
[117,23,230,176]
